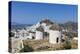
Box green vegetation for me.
[63,37,71,49]
[20,45,34,52]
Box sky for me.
[10,1,78,24]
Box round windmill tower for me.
[49,23,62,44]
[35,26,44,40]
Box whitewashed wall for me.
[49,30,61,44]
[28,33,34,39]
[35,31,43,40]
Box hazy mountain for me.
[10,22,33,29]
[10,20,78,32]
[10,22,20,25]
[59,21,78,31]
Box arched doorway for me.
[56,37,59,43]
[32,36,35,39]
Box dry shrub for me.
[71,39,78,49]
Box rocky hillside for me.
[40,19,54,25]
[59,21,78,32]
